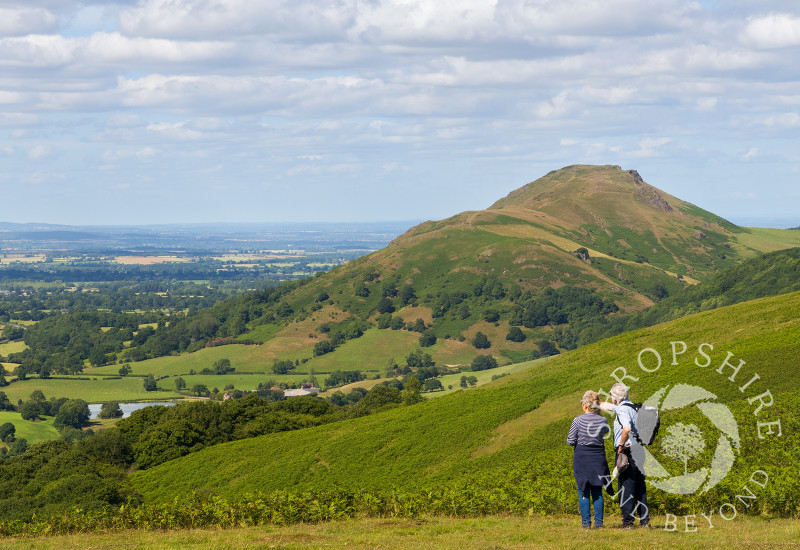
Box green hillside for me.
[7,164,800,402]
[132,289,800,517]
[223,164,800,369]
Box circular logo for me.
[641,384,740,495]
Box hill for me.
[131,289,800,518]
[7,165,800,398]
[205,164,800,371]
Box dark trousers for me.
[617,447,649,525]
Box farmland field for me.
[0,411,59,445]
[0,376,182,404]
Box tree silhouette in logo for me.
[661,422,706,475]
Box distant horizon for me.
[1,215,798,231]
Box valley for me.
[0,165,799,540]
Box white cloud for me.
[146,121,205,140]
[739,147,759,161]
[28,145,50,160]
[0,7,58,37]
[762,113,800,127]
[625,137,672,158]
[105,113,143,127]
[742,13,800,49]
[696,97,717,111]
[1,0,800,224]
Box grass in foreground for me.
[1,515,797,550]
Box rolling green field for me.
[0,341,27,356]
[89,345,273,377]
[2,515,798,549]
[1,376,182,404]
[432,357,547,396]
[734,226,800,253]
[0,411,59,445]
[131,289,800,521]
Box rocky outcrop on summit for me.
[638,186,673,212]
[628,169,673,212]
[628,170,645,185]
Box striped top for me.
[567,413,610,447]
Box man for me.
[604,382,649,528]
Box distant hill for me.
[89,165,800,376]
[132,289,800,518]
[210,164,800,370]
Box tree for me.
[8,437,27,456]
[360,385,402,410]
[0,391,15,411]
[471,354,498,371]
[29,390,46,405]
[472,332,491,349]
[143,374,157,392]
[376,297,395,314]
[313,340,335,356]
[405,349,434,369]
[118,364,131,376]
[54,399,90,429]
[99,401,123,419]
[275,302,293,318]
[389,316,405,330]
[88,348,108,367]
[423,378,443,392]
[661,422,706,475]
[401,377,424,405]
[398,285,416,306]
[483,309,500,323]
[19,401,42,421]
[0,422,15,442]
[506,326,526,342]
[213,358,234,375]
[174,377,186,391]
[191,384,210,397]
[354,283,370,297]
[1,325,24,340]
[376,313,392,329]
[272,359,294,375]
[538,339,559,357]
[418,330,437,347]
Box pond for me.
[88,401,176,419]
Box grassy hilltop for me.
[96,164,800,376]
[132,288,800,518]
[5,165,800,395]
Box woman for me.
[567,390,611,529]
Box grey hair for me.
[581,390,600,411]
[610,383,629,402]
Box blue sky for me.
[1,0,799,227]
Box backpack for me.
[618,402,660,446]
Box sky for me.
[0,0,799,227]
